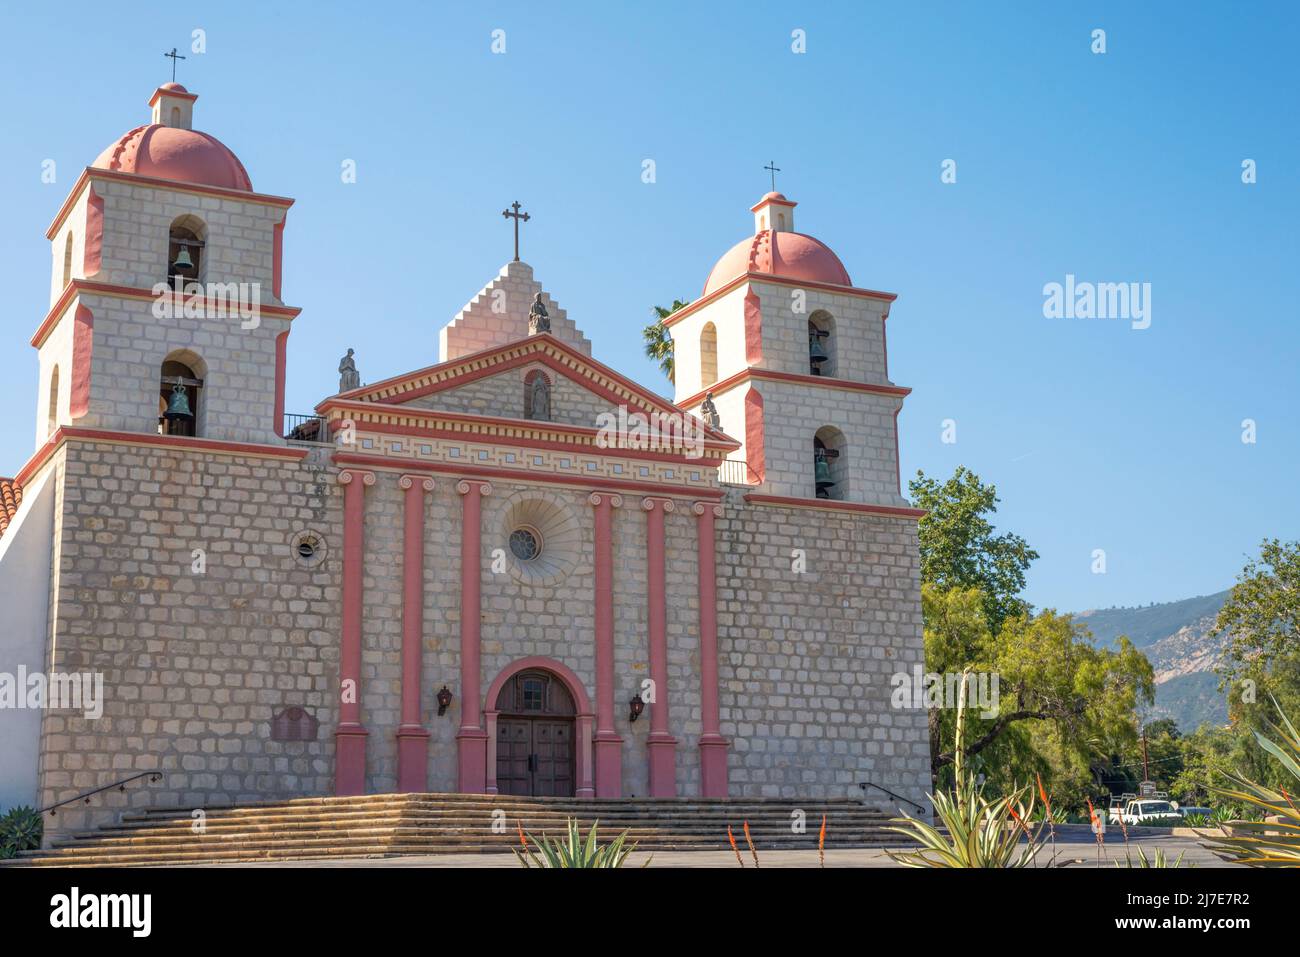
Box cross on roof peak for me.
[164,47,187,84]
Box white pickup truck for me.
[1120,799,1182,826]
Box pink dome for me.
[703,230,852,296]
[93,124,253,192]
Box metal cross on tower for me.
[502,201,531,262]
[164,47,187,83]
[763,161,781,192]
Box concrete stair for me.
[11,793,914,866]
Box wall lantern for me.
[628,694,645,723]
[436,685,453,716]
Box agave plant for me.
[886,671,1047,868]
[514,818,646,868]
[1198,698,1300,867]
[0,806,43,859]
[1181,813,1211,827]
[1115,845,1191,868]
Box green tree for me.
[922,585,1154,796]
[910,467,1039,632]
[642,300,689,384]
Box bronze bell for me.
[164,382,192,420]
[809,331,829,373]
[815,447,837,498]
[172,246,194,272]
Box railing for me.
[284,413,332,444]
[717,459,753,486]
[858,781,926,815]
[38,771,163,818]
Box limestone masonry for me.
[0,82,930,838]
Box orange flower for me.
[743,820,760,868]
[1036,773,1051,816]
[517,821,527,847]
[818,814,827,868]
[727,824,744,867]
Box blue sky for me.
[1,2,1296,613]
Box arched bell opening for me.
[813,425,848,500]
[158,350,207,438]
[808,310,836,377]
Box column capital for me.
[641,496,675,513]
[456,479,493,496]
[692,501,723,518]
[338,468,375,487]
[399,473,436,492]
[588,492,624,509]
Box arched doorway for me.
[494,669,576,797]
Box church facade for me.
[0,83,930,837]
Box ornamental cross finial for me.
[164,47,187,84]
[763,160,781,192]
[502,201,530,262]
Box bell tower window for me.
[46,366,60,437]
[61,232,73,289]
[158,353,206,438]
[167,215,207,284]
[813,426,848,500]
[699,322,718,388]
[808,311,836,377]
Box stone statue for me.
[528,293,551,335]
[530,374,551,421]
[338,348,360,392]
[700,391,721,430]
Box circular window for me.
[509,526,542,562]
[289,529,327,568]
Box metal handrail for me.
[38,771,163,818]
[284,413,332,444]
[858,780,926,815]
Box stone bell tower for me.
[666,190,912,508]
[35,82,298,448]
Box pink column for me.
[641,496,677,797]
[335,468,375,796]
[589,492,624,797]
[396,474,434,793]
[694,502,729,796]
[456,479,491,792]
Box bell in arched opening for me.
[808,325,830,375]
[814,442,839,498]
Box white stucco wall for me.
[0,469,56,812]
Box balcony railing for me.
[717,459,754,486]
[284,413,332,444]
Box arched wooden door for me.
[494,670,576,797]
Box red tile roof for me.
[0,477,22,539]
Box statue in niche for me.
[338,348,360,392]
[700,391,721,430]
[529,373,551,421]
[528,293,551,335]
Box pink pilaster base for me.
[699,735,729,798]
[647,734,678,797]
[594,732,624,798]
[335,726,369,796]
[396,727,430,793]
[457,728,488,793]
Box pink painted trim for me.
[332,452,725,501]
[749,196,797,212]
[456,480,491,793]
[69,304,93,419]
[397,474,434,793]
[642,497,677,797]
[272,218,285,300]
[323,410,737,461]
[743,493,926,519]
[483,655,595,717]
[678,368,910,410]
[148,86,198,106]
[693,502,729,797]
[273,330,289,437]
[743,289,763,366]
[32,281,302,349]
[336,468,375,795]
[83,186,103,277]
[589,493,624,797]
[744,387,765,485]
[661,272,898,330]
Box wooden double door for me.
[494,670,576,797]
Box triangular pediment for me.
[317,334,738,453]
